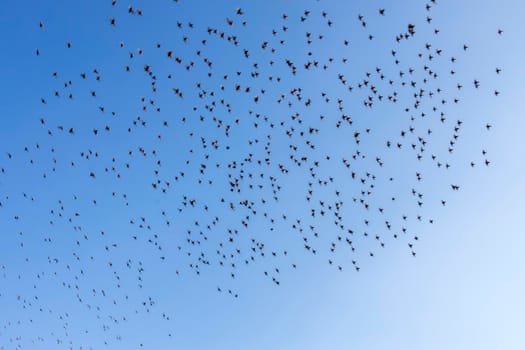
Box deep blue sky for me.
[0,0,524,349]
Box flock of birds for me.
[0,0,503,348]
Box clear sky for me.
[0,0,524,349]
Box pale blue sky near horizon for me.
[0,0,524,349]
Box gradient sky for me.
[0,0,524,349]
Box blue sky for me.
[0,0,524,349]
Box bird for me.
[0,1,504,347]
